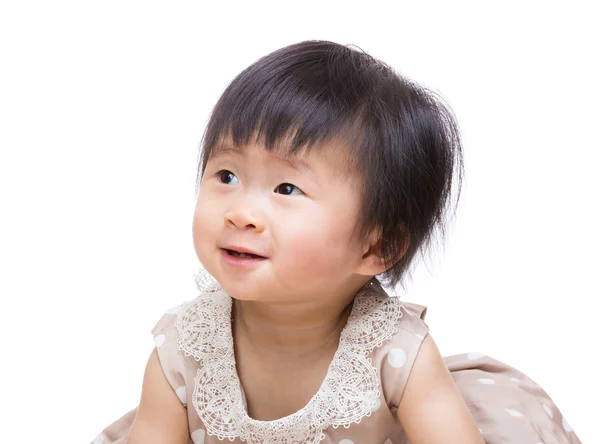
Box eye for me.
[274,183,303,196]
[217,170,239,185]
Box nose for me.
[224,207,265,232]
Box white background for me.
[1,1,598,443]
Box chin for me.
[219,280,265,301]
[198,253,273,301]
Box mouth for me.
[222,248,266,259]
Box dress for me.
[93,272,582,444]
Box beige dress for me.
[93,272,582,444]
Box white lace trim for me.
[176,269,403,444]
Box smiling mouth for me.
[223,249,266,259]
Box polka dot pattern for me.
[467,352,485,360]
[505,409,524,417]
[166,305,182,314]
[176,386,186,404]
[191,428,206,444]
[99,287,587,444]
[372,396,381,411]
[387,348,407,368]
[153,334,166,347]
[477,378,495,385]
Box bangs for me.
[196,41,375,189]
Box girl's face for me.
[192,137,370,303]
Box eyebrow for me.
[209,145,315,176]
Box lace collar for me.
[176,269,403,443]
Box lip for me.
[221,245,267,258]
[220,247,267,269]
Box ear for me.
[352,236,388,277]
[352,224,410,277]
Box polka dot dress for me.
[93,291,582,444]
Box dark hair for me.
[195,40,463,289]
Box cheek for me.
[192,198,220,258]
[279,212,356,274]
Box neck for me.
[232,292,355,357]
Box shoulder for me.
[398,333,444,402]
[369,299,430,409]
[127,348,189,444]
[151,291,231,355]
[151,304,184,344]
[151,269,231,350]
[397,300,429,337]
[148,295,224,408]
[395,333,484,443]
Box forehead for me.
[209,143,311,174]
[208,135,357,181]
